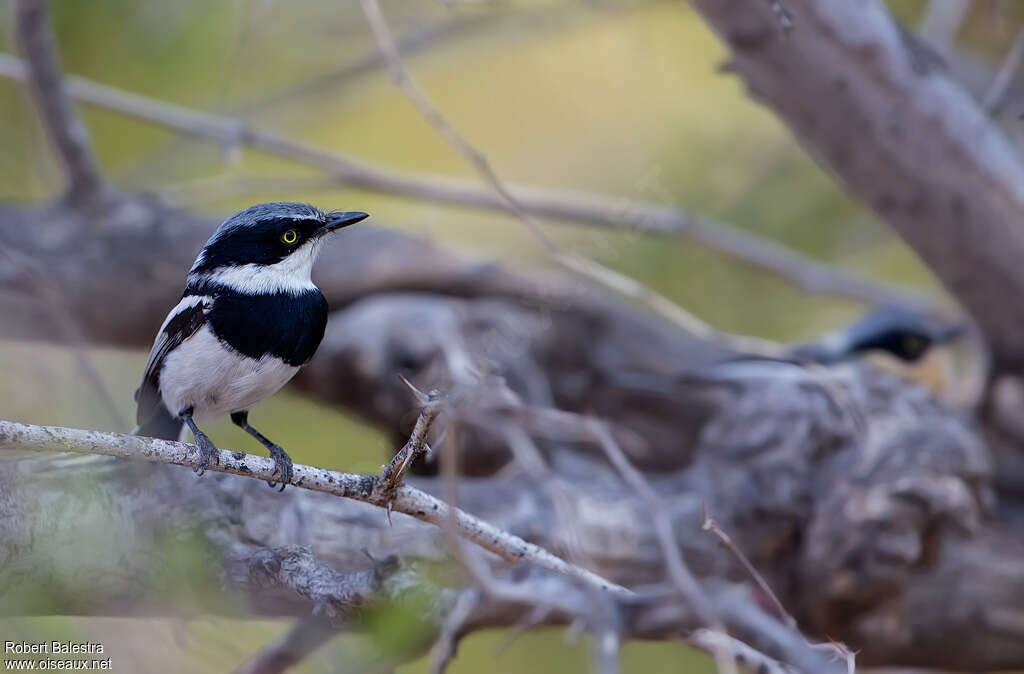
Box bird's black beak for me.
[322,211,369,234]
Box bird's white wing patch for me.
[135,295,210,424]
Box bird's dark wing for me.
[135,297,209,426]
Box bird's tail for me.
[132,403,185,441]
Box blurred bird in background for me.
[685,305,976,401]
[786,304,973,399]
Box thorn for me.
[397,374,444,409]
[398,373,430,404]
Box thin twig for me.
[587,420,737,674]
[13,0,105,203]
[0,419,634,598]
[429,588,480,674]
[237,14,498,112]
[234,615,340,674]
[379,378,443,525]
[379,378,442,493]
[690,629,795,674]
[358,0,786,357]
[0,52,926,314]
[701,504,796,631]
[702,505,857,674]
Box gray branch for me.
[0,51,922,309]
[690,0,1024,371]
[12,0,105,204]
[0,419,631,599]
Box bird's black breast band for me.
[187,282,328,366]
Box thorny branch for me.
[0,418,633,599]
[1,417,839,673]
[379,378,443,495]
[0,52,926,313]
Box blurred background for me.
[0,0,1019,671]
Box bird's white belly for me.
[159,325,299,423]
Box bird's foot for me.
[192,428,220,476]
[267,445,294,492]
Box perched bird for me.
[133,202,368,489]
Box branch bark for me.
[13,0,105,205]
[0,358,1012,670]
[689,0,1024,372]
[0,419,631,598]
[0,52,923,309]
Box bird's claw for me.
[192,429,219,477]
[266,445,293,491]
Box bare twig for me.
[430,588,480,674]
[701,504,796,631]
[702,506,857,674]
[593,622,621,674]
[500,424,593,569]
[238,14,497,112]
[0,418,633,598]
[234,615,340,674]
[984,28,1024,112]
[0,53,924,314]
[380,378,442,494]
[587,420,737,674]
[690,629,795,674]
[358,0,792,357]
[13,0,105,203]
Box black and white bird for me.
[133,202,368,489]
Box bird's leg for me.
[179,407,219,476]
[230,410,293,491]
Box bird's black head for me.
[792,305,967,364]
[842,306,966,363]
[187,202,367,293]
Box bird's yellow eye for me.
[902,334,924,356]
[281,229,298,244]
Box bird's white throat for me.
[191,239,322,295]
